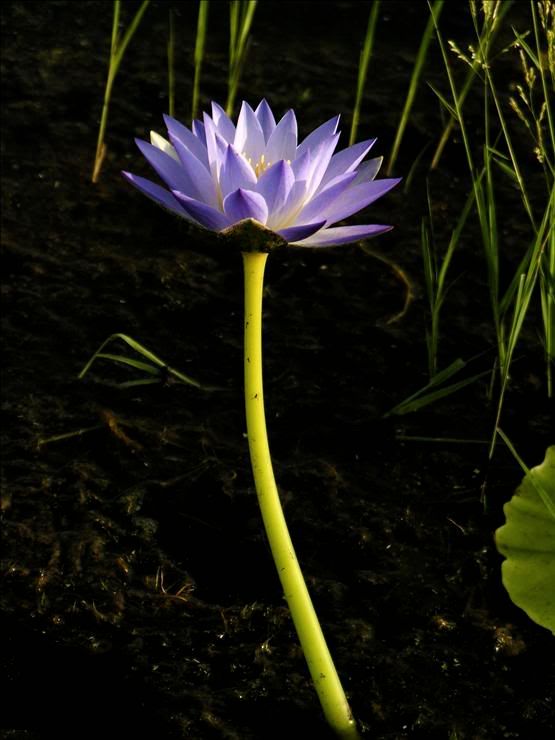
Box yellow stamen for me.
[243,153,292,178]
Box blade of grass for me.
[386,0,444,176]
[226,0,257,116]
[167,7,175,117]
[192,0,209,120]
[387,369,490,416]
[349,1,380,146]
[92,0,150,182]
[489,190,553,457]
[430,0,513,170]
[79,333,204,389]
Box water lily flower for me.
[123,100,400,247]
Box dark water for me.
[1,2,553,739]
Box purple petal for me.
[220,145,257,199]
[211,102,236,143]
[203,113,228,180]
[233,101,266,165]
[352,157,384,184]
[135,139,199,197]
[269,181,309,229]
[277,221,326,242]
[172,190,232,231]
[320,178,401,226]
[255,99,277,142]
[169,137,218,207]
[318,138,377,191]
[296,115,340,159]
[192,119,206,145]
[122,171,192,220]
[264,109,298,164]
[163,114,208,167]
[290,224,393,247]
[291,148,312,181]
[304,133,340,199]
[256,160,295,219]
[223,188,269,224]
[296,172,357,224]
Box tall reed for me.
[226,0,257,116]
[92,0,150,182]
[350,1,380,146]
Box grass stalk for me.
[430,0,513,170]
[92,0,150,182]
[167,7,175,117]
[226,0,257,117]
[386,0,444,176]
[192,0,210,120]
[349,1,380,146]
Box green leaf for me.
[495,446,555,634]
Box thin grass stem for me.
[387,0,444,176]
[92,0,150,182]
[349,1,380,146]
[192,0,209,120]
[167,7,175,118]
[226,1,257,116]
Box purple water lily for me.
[123,100,400,247]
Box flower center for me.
[243,153,291,178]
[243,153,269,177]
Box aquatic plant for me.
[123,99,400,738]
[123,100,399,247]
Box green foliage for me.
[92,0,150,182]
[496,445,555,634]
[349,1,380,147]
[79,333,207,390]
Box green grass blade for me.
[192,0,209,120]
[387,0,444,175]
[167,7,175,117]
[92,0,150,182]
[387,370,490,416]
[349,1,380,146]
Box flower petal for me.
[223,188,269,224]
[296,171,357,224]
[256,160,295,220]
[192,119,206,146]
[234,101,266,165]
[296,115,340,159]
[320,178,401,226]
[255,99,277,142]
[318,138,376,191]
[122,172,191,219]
[172,190,232,231]
[150,131,180,161]
[352,156,384,184]
[290,224,393,247]
[163,114,208,167]
[268,181,308,229]
[264,109,298,164]
[168,136,218,207]
[220,145,258,199]
[203,113,228,181]
[135,139,199,198]
[211,102,236,143]
[304,133,340,199]
[277,220,326,242]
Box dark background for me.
[1,2,553,738]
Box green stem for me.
[242,251,359,739]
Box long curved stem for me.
[242,251,359,739]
